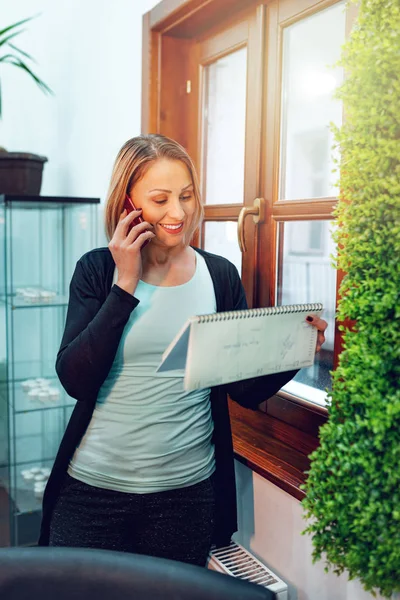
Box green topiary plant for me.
[302,0,400,597]
[0,16,52,118]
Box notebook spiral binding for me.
[197,303,323,324]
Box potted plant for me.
[302,0,400,598]
[0,16,52,195]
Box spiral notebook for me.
[157,303,323,391]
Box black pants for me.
[49,474,215,567]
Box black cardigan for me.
[38,247,296,547]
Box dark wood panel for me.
[233,451,306,500]
[265,394,327,437]
[149,0,206,31]
[141,12,151,134]
[230,399,320,456]
[185,38,201,165]
[203,204,242,220]
[240,6,267,308]
[142,15,162,134]
[198,19,248,62]
[272,199,338,220]
[159,36,192,145]
[150,0,259,37]
[257,1,279,309]
[229,400,310,499]
[278,0,339,26]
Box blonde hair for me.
[104,134,203,242]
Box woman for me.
[39,134,327,566]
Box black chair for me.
[0,547,275,600]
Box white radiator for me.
[208,541,288,599]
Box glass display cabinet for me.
[0,194,100,546]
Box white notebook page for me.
[184,308,322,391]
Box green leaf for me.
[7,43,35,62]
[0,13,51,118]
[1,56,52,95]
[0,29,26,50]
[0,16,38,38]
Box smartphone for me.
[124,194,144,229]
[124,194,150,247]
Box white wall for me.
[0,0,159,243]
[234,461,398,600]
[0,0,160,488]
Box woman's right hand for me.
[108,209,155,295]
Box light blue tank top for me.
[68,253,217,493]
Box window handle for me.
[237,197,265,253]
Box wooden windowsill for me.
[228,398,327,501]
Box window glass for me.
[277,220,337,405]
[203,221,242,274]
[279,3,346,200]
[203,48,247,205]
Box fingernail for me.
[306,316,313,322]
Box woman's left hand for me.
[306,315,328,353]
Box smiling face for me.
[129,158,197,248]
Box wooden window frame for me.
[142,0,355,499]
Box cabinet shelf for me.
[0,194,100,209]
[1,193,99,545]
[1,295,69,310]
[10,379,75,414]
[14,402,75,415]
[0,459,54,516]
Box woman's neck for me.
[142,242,190,267]
[140,244,196,287]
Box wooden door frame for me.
[141,0,354,500]
[142,0,265,305]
